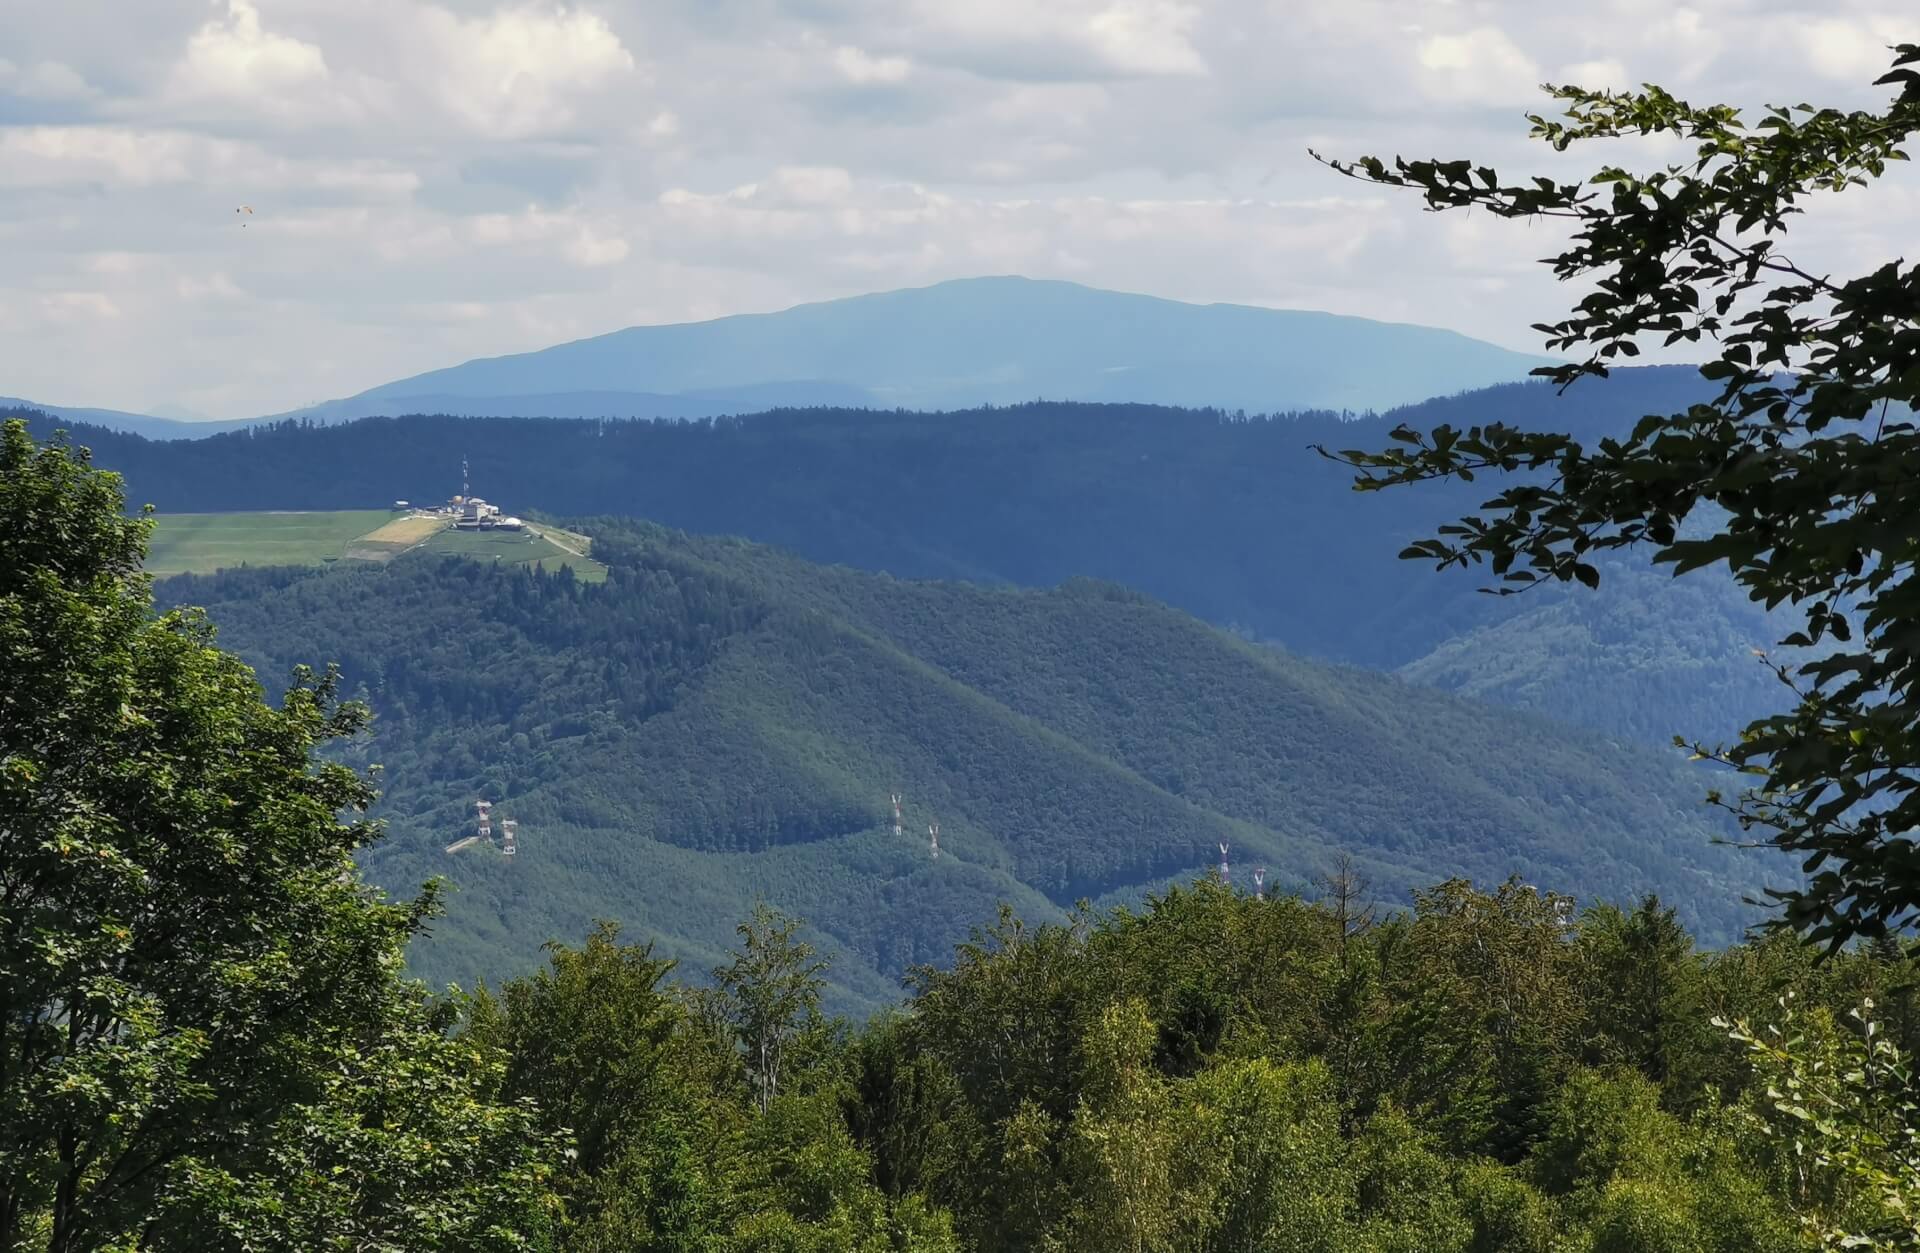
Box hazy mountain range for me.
[15,277,1550,436]
[0,398,257,441]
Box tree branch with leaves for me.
[1315,47,1920,951]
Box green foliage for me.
[152,517,1770,1006]
[1319,50,1920,949]
[1726,996,1920,1249]
[839,876,1913,1252]
[467,921,682,1177]
[474,926,959,1252]
[0,419,562,1249]
[173,987,567,1252]
[716,906,831,1115]
[1573,897,1713,1101]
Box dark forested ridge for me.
[19,364,1788,751]
[159,518,1775,1008]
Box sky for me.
[0,1,1913,419]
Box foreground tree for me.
[1726,997,1920,1249]
[0,420,560,1249]
[715,904,829,1116]
[1317,49,1920,950]
[467,922,716,1249]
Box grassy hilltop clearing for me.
[142,507,606,580]
[143,509,396,576]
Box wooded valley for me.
[155,518,1771,1008]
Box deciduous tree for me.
[1318,49,1920,950]
[0,420,560,1249]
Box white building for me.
[456,496,503,528]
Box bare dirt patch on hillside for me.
[345,513,447,561]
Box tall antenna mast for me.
[1218,841,1230,886]
[891,793,903,838]
[928,820,940,861]
[1252,866,1265,901]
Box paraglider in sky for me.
[235,205,254,226]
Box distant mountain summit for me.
[268,276,1550,424]
[9,278,1552,436]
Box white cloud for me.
[1559,58,1630,90]
[433,203,631,269]
[834,46,911,85]
[2,0,1917,417]
[176,270,246,301]
[420,3,636,138]
[1087,1,1206,76]
[918,0,1207,79]
[1417,27,1541,105]
[769,165,856,205]
[170,0,329,99]
[654,172,1398,298]
[563,225,629,267]
[0,126,204,186]
[42,291,122,322]
[0,58,100,101]
[1804,17,1905,82]
[0,124,419,198]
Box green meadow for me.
[144,510,396,576]
[145,509,604,581]
[417,522,608,582]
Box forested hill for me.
[24,364,1787,748]
[160,519,1775,1008]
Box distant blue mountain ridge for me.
[12,277,1552,438]
[0,399,257,441]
